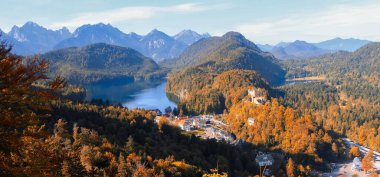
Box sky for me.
[0,0,379,44]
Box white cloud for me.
[50,3,207,30]
[236,3,380,44]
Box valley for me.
[1,8,379,176]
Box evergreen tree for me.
[61,160,71,177]
[117,153,127,177]
[125,136,135,154]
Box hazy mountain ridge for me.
[258,37,372,60]
[271,40,331,60]
[314,37,371,52]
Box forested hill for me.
[166,31,285,86]
[42,43,164,84]
[165,32,285,114]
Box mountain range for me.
[0,22,373,61]
[1,22,71,55]
[0,22,210,61]
[257,38,371,60]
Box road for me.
[320,138,380,177]
[342,138,380,171]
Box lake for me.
[285,80,321,86]
[85,80,177,112]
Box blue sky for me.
[1,0,379,44]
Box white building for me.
[352,157,361,171]
[248,88,267,105]
[255,152,274,167]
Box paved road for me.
[320,138,380,177]
[342,138,380,171]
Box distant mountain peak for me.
[72,23,122,37]
[202,32,211,38]
[293,40,307,43]
[289,40,316,48]
[23,21,40,27]
[144,29,170,40]
[174,29,210,45]
[147,29,166,36]
[178,29,197,34]
[57,27,71,36]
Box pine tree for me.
[125,136,135,154]
[117,153,127,177]
[61,160,71,177]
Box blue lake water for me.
[85,80,177,112]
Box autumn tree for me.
[286,158,296,177]
[349,146,361,158]
[332,142,339,158]
[0,39,65,175]
[61,160,71,177]
[362,150,374,173]
[202,168,228,177]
